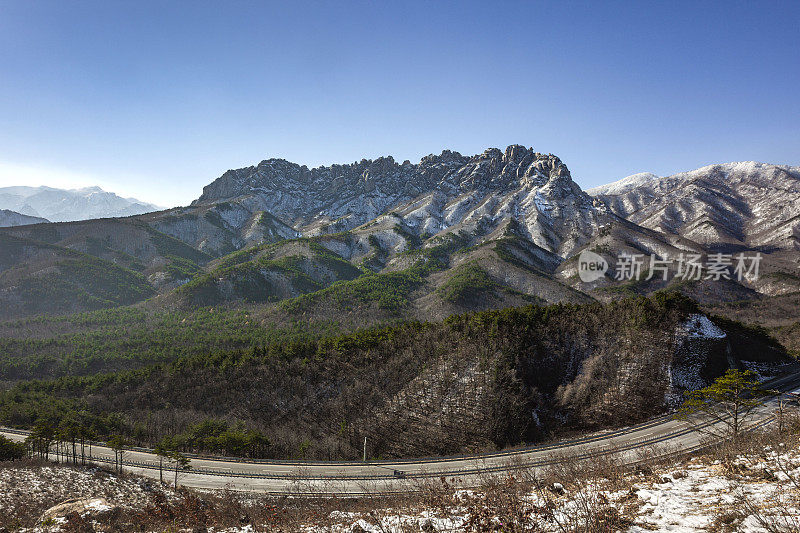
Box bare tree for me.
[107,434,129,474]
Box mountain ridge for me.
[0,209,48,227]
[588,161,800,252]
[190,145,615,258]
[1,148,798,321]
[0,185,160,222]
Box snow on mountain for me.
[586,172,660,196]
[589,162,800,250]
[193,145,618,258]
[0,186,160,222]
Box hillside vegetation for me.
[0,293,787,461]
[0,307,339,384]
[0,225,599,387]
[172,239,363,306]
[0,234,155,320]
[704,292,800,356]
[0,215,590,326]
[0,221,213,320]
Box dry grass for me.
[3,409,800,532]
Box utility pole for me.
[363,437,367,462]
[777,395,786,433]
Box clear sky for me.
[0,1,798,207]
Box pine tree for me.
[107,435,129,474]
[676,369,769,442]
[171,450,191,488]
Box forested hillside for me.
[0,306,346,385]
[0,220,212,320]
[0,233,155,320]
[704,292,800,356]
[0,293,787,460]
[0,226,590,384]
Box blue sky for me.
[0,1,798,206]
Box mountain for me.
[0,232,155,319]
[0,185,160,222]
[585,162,800,298]
[138,203,299,257]
[1,148,798,322]
[0,216,214,320]
[0,209,48,227]
[588,162,800,252]
[151,145,649,319]
[192,145,616,258]
[0,145,627,322]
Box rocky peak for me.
[437,146,578,197]
[196,146,579,205]
[191,145,601,253]
[504,144,527,162]
[419,150,468,166]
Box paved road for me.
[3,372,799,495]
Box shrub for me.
[0,435,26,461]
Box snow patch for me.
[683,314,727,339]
[587,172,660,196]
[533,191,552,217]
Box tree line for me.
[0,292,788,461]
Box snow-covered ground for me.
[3,434,800,532]
[297,446,800,532]
[0,463,181,528]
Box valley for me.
[3,3,797,527]
[0,145,798,468]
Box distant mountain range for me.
[0,185,160,222]
[0,146,797,322]
[588,162,800,252]
[0,209,48,227]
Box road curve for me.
[3,372,799,495]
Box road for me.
[3,372,799,495]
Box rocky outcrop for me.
[193,145,615,258]
[40,497,114,522]
[194,151,468,229]
[668,314,730,404]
